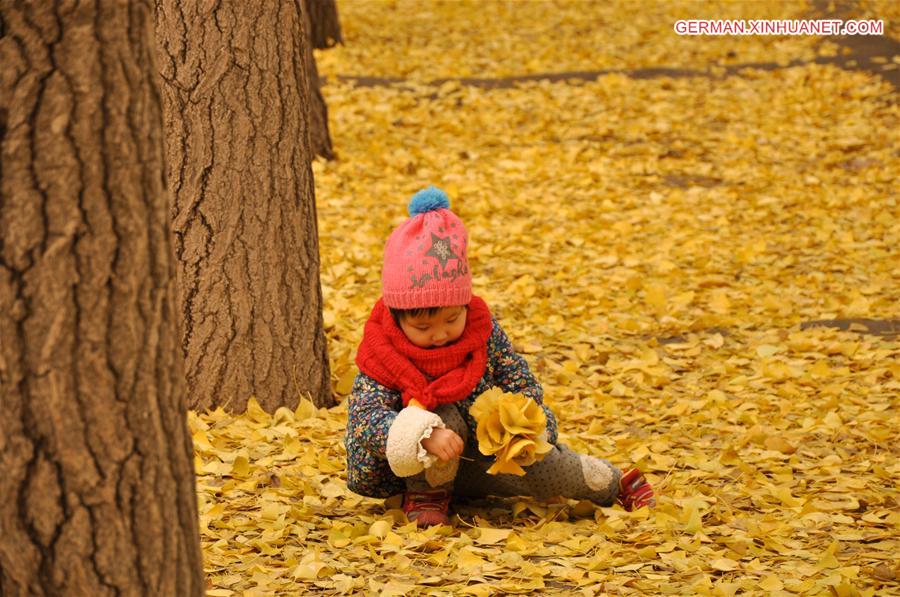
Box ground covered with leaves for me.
[192,1,899,595]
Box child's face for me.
[398,305,468,349]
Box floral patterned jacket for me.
[344,317,558,498]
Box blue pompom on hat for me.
[408,185,450,216]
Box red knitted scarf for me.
[355,296,493,410]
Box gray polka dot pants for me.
[406,403,622,506]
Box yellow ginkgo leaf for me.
[498,400,539,436]
[486,453,527,476]
[476,413,509,453]
[469,387,504,421]
[485,414,506,444]
[504,437,538,461]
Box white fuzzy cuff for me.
[386,406,446,478]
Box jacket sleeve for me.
[346,372,445,477]
[346,372,402,458]
[488,318,559,444]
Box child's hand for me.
[422,428,464,461]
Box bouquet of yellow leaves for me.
[469,388,553,476]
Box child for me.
[345,186,655,526]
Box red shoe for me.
[403,489,452,527]
[617,469,656,511]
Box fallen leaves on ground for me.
[195,1,899,595]
[316,0,839,80]
[858,0,900,33]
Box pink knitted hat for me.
[382,186,472,309]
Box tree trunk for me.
[0,2,204,595]
[156,1,333,411]
[306,0,343,49]
[300,0,336,160]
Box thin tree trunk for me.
[301,0,336,160]
[0,2,204,595]
[156,0,333,411]
[307,0,343,49]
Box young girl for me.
[345,186,655,526]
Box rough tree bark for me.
[301,0,336,160]
[0,2,204,595]
[156,1,333,411]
